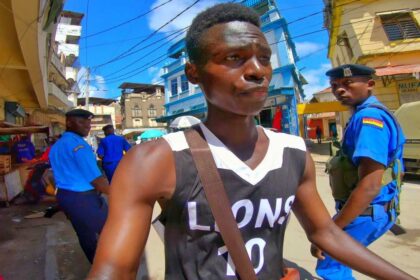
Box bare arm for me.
[293,153,414,280]
[333,157,384,228]
[91,176,110,195]
[87,139,175,280]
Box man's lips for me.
[241,87,268,97]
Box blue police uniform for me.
[13,139,35,163]
[97,133,131,181]
[50,131,108,263]
[316,95,406,279]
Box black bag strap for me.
[184,126,257,280]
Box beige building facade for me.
[324,0,420,110]
[119,83,166,139]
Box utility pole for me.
[85,67,90,111]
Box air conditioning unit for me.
[5,102,26,117]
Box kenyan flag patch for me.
[362,117,383,129]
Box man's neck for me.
[204,109,261,161]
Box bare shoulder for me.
[111,137,176,203]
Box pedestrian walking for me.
[315,126,322,144]
[49,109,109,263]
[88,5,414,280]
[313,64,406,279]
[97,124,131,182]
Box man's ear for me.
[367,79,375,91]
[185,62,199,84]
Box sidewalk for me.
[307,140,330,163]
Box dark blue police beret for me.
[65,109,94,119]
[326,64,375,79]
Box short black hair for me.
[186,3,261,65]
[102,124,114,132]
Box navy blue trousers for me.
[56,188,108,263]
[102,161,119,182]
[316,204,395,279]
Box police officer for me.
[13,135,35,163]
[50,109,109,263]
[97,124,131,182]
[312,64,406,279]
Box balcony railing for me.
[48,82,73,107]
[51,53,66,77]
[56,24,82,37]
[169,90,190,102]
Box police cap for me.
[65,109,94,119]
[326,64,375,79]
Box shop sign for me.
[398,80,420,104]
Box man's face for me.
[330,77,374,107]
[186,21,272,116]
[67,117,92,137]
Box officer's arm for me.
[97,141,104,159]
[293,153,415,280]
[88,139,175,279]
[91,176,110,194]
[333,158,385,228]
[123,138,132,152]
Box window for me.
[181,74,189,92]
[170,78,178,96]
[148,105,157,117]
[132,105,141,117]
[149,118,157,127]
[380,13,420,41]
[133,118,143,127]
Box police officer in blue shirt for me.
[13,135,35,163]
[97,124,131,182]
[312,64,406,279]
[50,109,110,263]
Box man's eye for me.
[226,55,240,61]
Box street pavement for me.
[0,145,419,279]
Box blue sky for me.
[64,0,331,100]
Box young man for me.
[50,109,109,263]
[88,4,414,279]
[97,124,131,181]
[312,64,407,279]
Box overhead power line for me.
[92,0,201,70]
[81,0,174,39]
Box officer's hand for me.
[310,243,325,260]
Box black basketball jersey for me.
[159,123,307,279]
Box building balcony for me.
[162,55,187,76]
[58,44,79,57]
[56,24,82,39]
[50,52,66,78]
[48,82,73,108]
[169,90,190,102]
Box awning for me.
[375,64,420,76]
[0,126,49,136]
[121,128,146,135]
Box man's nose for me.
[334,86,346,95]
[244,57,266,83]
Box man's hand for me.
[310,243,325,260]
[91,176,110,194]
